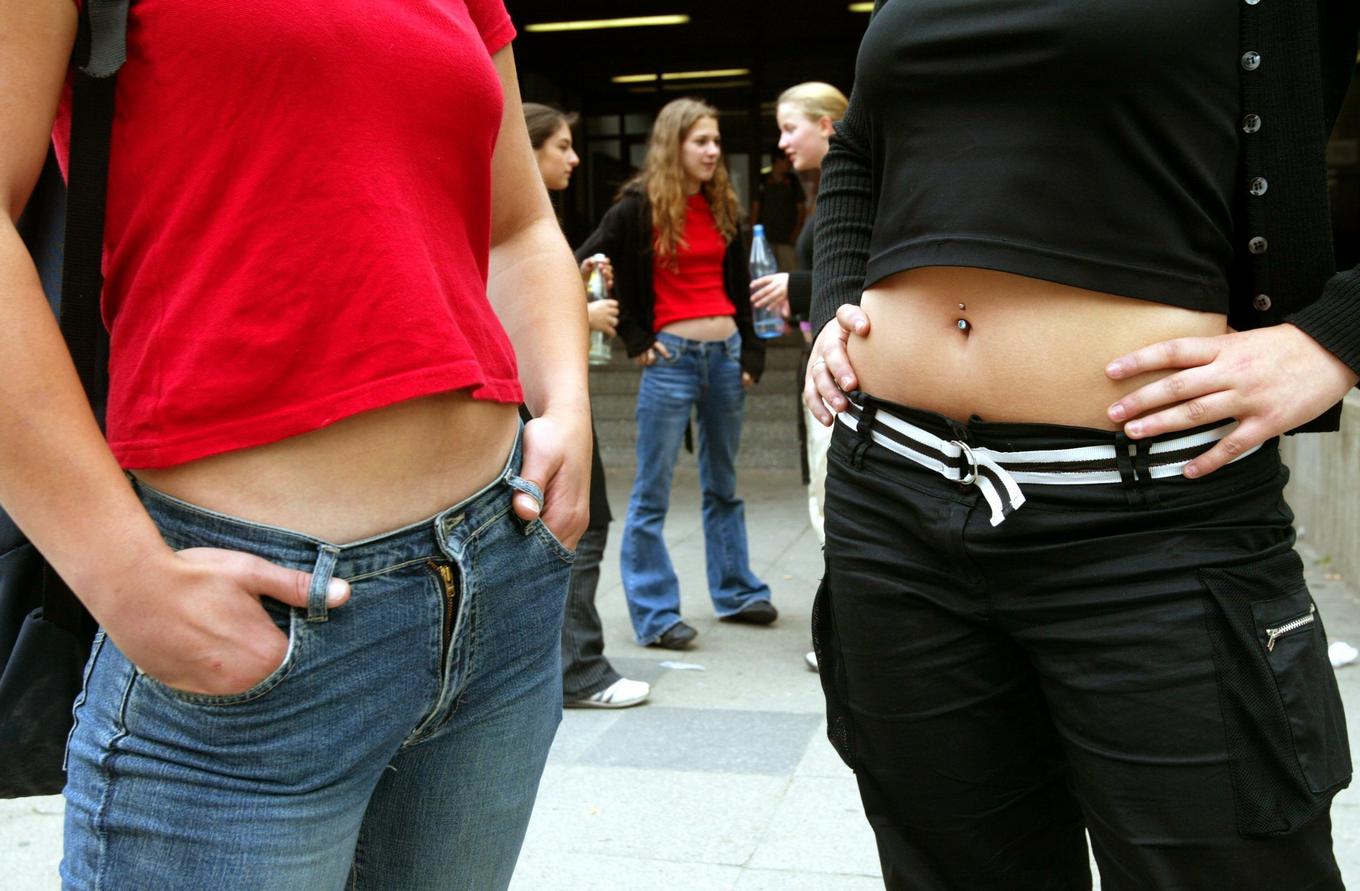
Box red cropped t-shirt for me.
[651,194,736,332]
[54,0,519,468]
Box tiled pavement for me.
[5,465,1360,889]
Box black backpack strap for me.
[43,0,129,635]
[60,0,127,403]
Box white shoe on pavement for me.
[565,677,651,709]
[804,650,818,672]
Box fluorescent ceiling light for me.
[612,68,750,84]
[525,15,689,33]
[848,3,874,11]
[664,68,749,81]
[628,80,752,93]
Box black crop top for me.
[828,0,1239,315]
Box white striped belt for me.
[838,400,1259,527]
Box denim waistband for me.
[131,428,528,580]
[655,330,741,353]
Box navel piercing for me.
[956,318,971,332]
[957,303,966,311]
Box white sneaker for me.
[804,651,818,672]
[566,677,651,709]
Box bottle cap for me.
[752,224,765,237]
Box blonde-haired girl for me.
[576,98,772,649]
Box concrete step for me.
[587,335,807,470]
[595,417,803,471]
[590,389,801,423]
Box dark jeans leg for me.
[561,525,621,701]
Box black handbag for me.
[0,0,129,799]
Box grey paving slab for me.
[0,795,62,891]
[545,711,626,767]
[577,707,821,776]
[636,654,826,716]
[733,869,886,891]
[747,776,882,877]
[600,657,669,686]
[510,853,742,891]
[1332,802,1360,879]
[517,766,790,867]
[794,721,857,780]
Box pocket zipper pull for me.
[1265,603,1316,652]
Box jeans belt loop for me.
[306,544,342,623]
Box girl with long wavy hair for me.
[576,98,773,650]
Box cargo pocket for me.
[812,556,855,771]
[1200,550,1351,837]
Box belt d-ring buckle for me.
[953,441,978,486]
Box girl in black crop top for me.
[803,2,1360,887]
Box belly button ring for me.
[956,318,971,332]
[957,303,966,311]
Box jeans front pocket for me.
[723,335,742,364]
[1200,550,1351,837]
[528,518,578,565]
[141,597,300,707]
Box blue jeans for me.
[62,431,572,890]
[621,331,771,643]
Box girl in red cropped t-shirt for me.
[577,98,773,650]
[3,1,590,885]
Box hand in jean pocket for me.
[100,547,348,697]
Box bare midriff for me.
[661,315,737,341]
[847,266,1229,430]
[131,391,520,543]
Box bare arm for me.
[0,1,340,695]
[0,1,166,600]
[485,45,591,547]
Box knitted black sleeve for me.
[1287,264,1360,382]
[810,88,875,336]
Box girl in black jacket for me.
[577,98,772,650]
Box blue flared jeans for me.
[620,331,771,644]
[62,431,573,890]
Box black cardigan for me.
[814,0,1360,433]
[787,206,816,321]
[576,189,766,382]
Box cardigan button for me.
[1242,114,1262,133]
[1248,236,1268,254]
[1249,176,1269,196]
[1241,51,1261,71]
[1253,294,1272,312]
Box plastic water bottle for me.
[749,225,783,339]
[586,254,613,365]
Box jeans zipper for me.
[1265,603,1316,652]
[427,560,460,674]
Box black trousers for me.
[814,398,1350,890]
[561,524,621,701]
